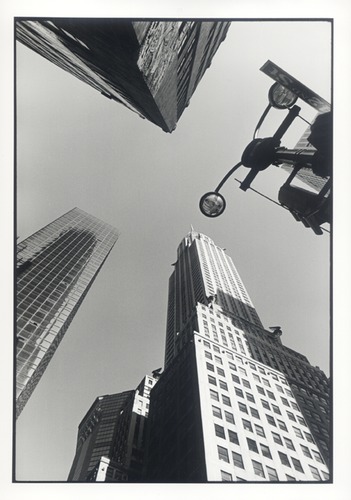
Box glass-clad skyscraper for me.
[145,229,330,482]
[16,207,119,418]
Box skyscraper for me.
[144,229,330,482]
[16,207,119,418]
[16,19,230,132]
[68,374,157,481]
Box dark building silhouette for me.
[68,375,157,481]
[16,19,230,132]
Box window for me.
[208,375,217,386]
[304,431,314,443]
[286,411,296,422]
[262,378,270,387]
[242,419,253,432]
[210,389,219,401]
[232,452,244,469]
[219,380,228,391]
[252,460,265,478]
[253,374,261,382]
[258,366,266,375]
[217,445,229,463]
[238,402,248,414]
[246,393,255,403]
[266,466,279,481]
[250,407,260,419]
[261,444,272,459]
[212,406,222,419]
[257,386,265,395]
[261,399,270,410]
[297,415,307,426]
[279,452,291,467]
[266,414,276,427]
[272,432,283,445]
[247,438,258,453]
[266,390,276,400]
[290,401,299,411]
[309,465,321,480]
[283,437,295,450]
[217,367,225,377]
[254,424,265,437]
[275,384,284,393]
[213,345,220,353]
[214,355,223,365]
[292,457,304,473]
[271,404,281,415]
[205,351,212,360]
[301,445,312,458]
[242,379,251,388]
[232,374,240,384]
[224,411,235,424]
[293,426,303,439]
[206,362,215,372]
[235,387,244,398]
[238,366,247,376]
[321,471,330,481]
[286,474,296,481]
[222,394,231,406]
[215,424,225,439]
[312,451,323,463]
[220,470,232,482]
[228,430,239,445]
[277,420,288,431]
[281,397,289,406]
[228,362,236,371]
[203,340,211,348]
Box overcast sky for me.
[13,20,334,483]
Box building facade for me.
[144,229,330,482]
[68,375,157,481]
[16,19,230,132]
[16,207,119,418]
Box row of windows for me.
[217,445,325,480]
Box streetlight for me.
[199,82,331,234]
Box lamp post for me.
[199,82,331,228]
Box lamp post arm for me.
[214,162,242,193]
[253,104,272,139]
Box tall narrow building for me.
[68,374,158,481]
[16,207,119,418]
[145,230,330,482]
[16,19,230,132]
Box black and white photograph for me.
[1,1,351,499]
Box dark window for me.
[218,445,229,463]
[260,444,272,459]
[212,406,222,419]
[266,414,276,426]
[235,387,244,398]
[232,452,244,469]
[309,466,321,480]
[219,380,228,391]
[222,395,231,406]
[242,419,253,432]
[254,424,265,437]
[224,411,235,424]
[284,437,295,450]
[279,452,291,467]
[247,438,258,453]
[220,470,232,481]
[252,460,265,478]
[206,362,215,372]
[277,420,288,431]
[250,407,260,419]
[215,424,225,439]
[208,375,216,386]
[272,432,283,445]
[292,457,304,473]
[238,402,248,414]
[266,466,279,481]
[228,430,239,445]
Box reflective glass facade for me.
[16,207,119,418]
